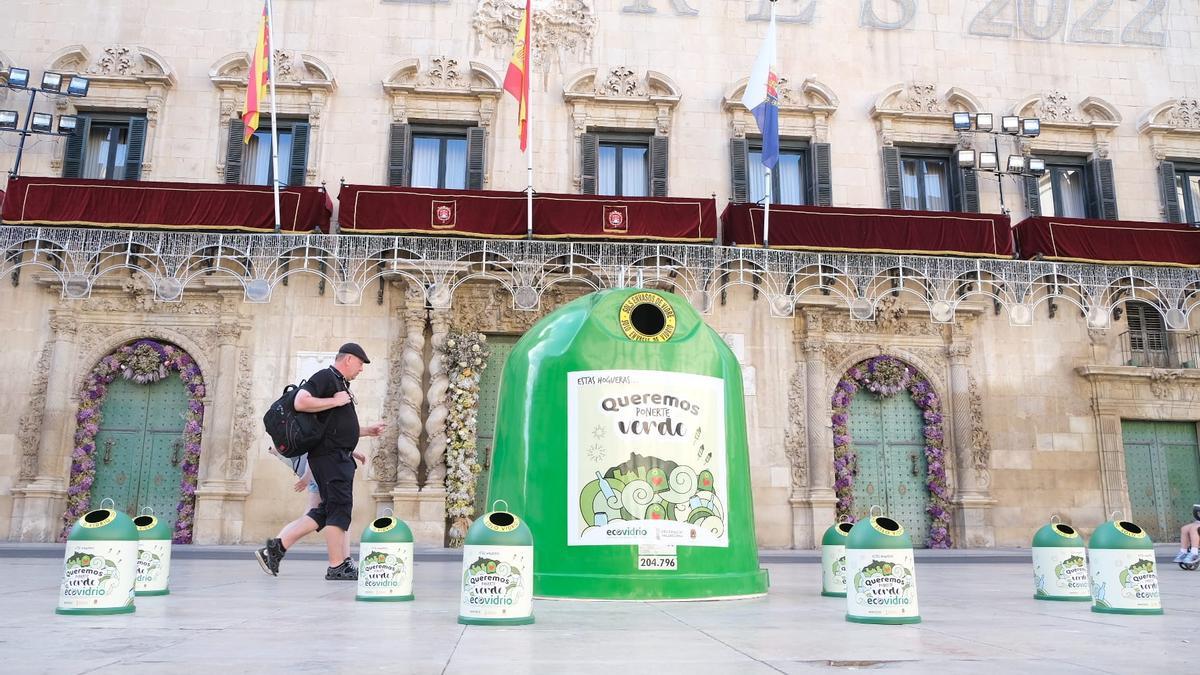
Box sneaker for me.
[1184,551,1200,565]
[1174,550,1189,563]
[255,538,286,576]
[325,557,358,581]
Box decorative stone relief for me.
[421,57,468,89]
[783,362,807,490]
[1166,98,1200,129]
[898,83,947,113]
[825,313,942,338]
[395,285,426,489]
[598,67,646,97]
[1038,90,1083,123]
[1149,369,1181,399]
[16,341,54,481]
[227,352,253,480]
[967,375,992,487]
[374,303,408,487]
[873,295,907,332]
[424,311,451,488]
[472,0,596,70]
[451,282,586,333]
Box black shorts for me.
[306,449,355,531]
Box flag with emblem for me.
[503,0,532,151]
[740,9,779,169]
[242,1,270,144]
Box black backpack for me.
[263,382,327,458]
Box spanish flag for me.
[502,0,531,151]
[242,1,270,144]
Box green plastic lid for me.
[845,516,912,550]
[1032,522,1081,548]
[65,508,139,542]
[1088,520,1153,550]
[464,510,533,547]
[360,516,414,544]
[132,514,173,541]
[822,521,854,546]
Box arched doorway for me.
[61,339,206,542]
[831,355,952,548]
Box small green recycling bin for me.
[356,515,414,602]
[57,504,138,615]
[458,506,534,626]
[821,522,854,597]
[1087,519,1162,615]
[1031,520,1089,601]
[133,511,173,596]
[845,516,920,624]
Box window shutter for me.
[223,120,244,184]
[466,126,486,190]
[1158,161,1183,223]
[729,138,749,204]
[954,153,980,213]
[62,116,91,178]
[387,123,411,187]
[1023,175,1042,217]
[580,132,598,195]
[123,116,148,181]
[287,122,310,187]
[882,146,902,209]
[812,142,832,206]
[1088,157,1118,220]
[650,135,669,197]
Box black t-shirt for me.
[301,366,360,453]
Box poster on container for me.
[567,369,728,548]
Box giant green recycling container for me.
[1031,521,1089,601]
[133,512,173,596]
[57,506,138,615]
[357,515,415,602]
[1087,519,1162,615]
[845,516,920,624]
[821,522,854,597]
[486,288,769,600]
[458,508,534,625]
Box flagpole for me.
[524,2,534,240]
[763,168,772,248]
[266,0,282,233]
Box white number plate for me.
[638,555,678,570]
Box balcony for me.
[1120,331,1200,369]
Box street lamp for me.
[2,67,90,178]
[952,112,1043,215]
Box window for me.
[1125,301,1170,368]
[900,154,951,211]
[1038,161,1090,218]
[580,132,668,197]
[748,144,808,205]
[224,118,309,186]
[62,113,147,181]
[386,124,485,189]
[1174,165,1200,225]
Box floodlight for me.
[979,152,998,170]
[1021,118,1041,137]
[1007,155,1027,173]
[31,112,52,133]
[952,112,971,131]
[975,113,994,131]
[57,115,79,133]
[1028,158,1046,174]
[6,68,29,89]
[67,76,90,97]
[956,149,976,168]
[0,110,17,129]
[40,72,62,93]
[1001,115,1020,133]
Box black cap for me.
[338,342,370,364]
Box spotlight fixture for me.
[956,149,976,168]
[975,113,994,132]
[1028,158,1046,174]
[57,114,80,133]
[6,67,30,89]
[30,112,53,133]
[0,110,17,129]
[1006,155,1027,173]
[66,76,90,97]
[40,72,62,93]
[1001,115,1020,134]
[1021,118,1041,137]
[952,112,972,131]
[979,152,998,170]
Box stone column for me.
[395,286,425,490]
[784,319,813,548]
[13,312,79,541]
[193,319,247,544]
[800,308,836,548]
[409,306,450,545]
[948,342,995,547]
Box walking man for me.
[256,343,387,580]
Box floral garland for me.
[831,355,952,548]
[440,330,490,547]
[61,339,206,543]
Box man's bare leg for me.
[323,525,348,566]
[278,515,319,550]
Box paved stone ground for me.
[0,545,1194,674]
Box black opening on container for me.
[630,303,667,337]
[1053,523,1076,536]
[372,517,393,529]
[133,515,155,527]
[1118,521,1143,534]
[875,517,901,532]
[84,510,111,524]
[837,522,854,534]
[489,512,515,528]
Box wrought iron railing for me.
[1119,330,1200,369]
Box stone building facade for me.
[0,1,1197,548]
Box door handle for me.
[910,452,918,477]
[103,439,115,465]
[170,439,183,467]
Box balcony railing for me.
[1120,331,1199,369]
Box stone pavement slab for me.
[0,549,1194,674]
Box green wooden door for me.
[90,377,190,531]
[1122,420,1200,540]
[849,389,931,546]
[473,336,518,516]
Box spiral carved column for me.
[395,285,425,490]
[423,309,451,489]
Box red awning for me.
[1015,216,1200,267]
[337,185,717,243]
[721,203,1013,258]
[0,177,332,233]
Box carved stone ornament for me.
[898,83,947,113]
[373,303,408,486]
[421,57,468,89]
[1038,90,1083,123]
[16,341,55,480]
[451,282,586,334]
[967,375,992,487]
[825,311,942,338]
[1149,369,1180,399]
[598,66,647,98]
[472,0,596,71]
[873,295,908,332]
[227,352,253,480]
[783,362,807,490]
[1166,98,1200,129]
